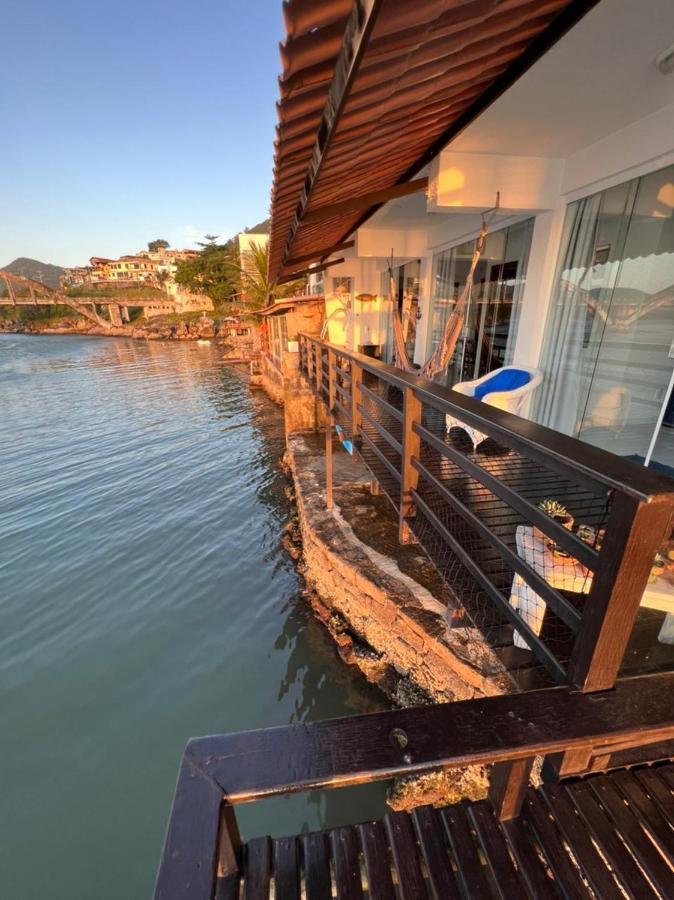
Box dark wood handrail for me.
[299,333,674,503]
[155,672,674,899]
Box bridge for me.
[0,271,175,328]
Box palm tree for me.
[238,241,306,309]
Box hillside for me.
[2,257,65,289]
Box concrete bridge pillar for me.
[108,304,123,326]
[121,305,130,323]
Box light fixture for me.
[655,42,674,75]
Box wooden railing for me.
[298,333,674,692]
[154,671,674,899]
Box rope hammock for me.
[390,197,498,380]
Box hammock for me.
[390,217,490,380]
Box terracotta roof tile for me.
[269,0,596,282]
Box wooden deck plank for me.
[613,770,674,860]
[357,822,395,900]
[565,780,660,899]
[441,804,493,900]
[502,817,561,899]
[634,767,674,822]
[539,783,623,900]
[244,837,271,900]
[522,794,591,898]
[330,826,363,899]
[468,801,525,900]
[411,805,461,899]
[301,832,331,900]
[273,836,300,900]
[214,874,240,900]
[587,777,674,896]
[384,811,427,900]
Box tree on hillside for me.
[197,234,220,248]
[148,239,170,252]
[173,237,306,312]
[174,239,239,308]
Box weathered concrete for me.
[287,433,514,704]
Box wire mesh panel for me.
[297,334,674,689]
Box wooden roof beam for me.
[302,177,428,226]
[279,0,384,274]
[277,257,346,285]
[285,240,355,269]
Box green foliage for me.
[238,241,305,309]
[148,239,170,252]
[174,240,239,309]
[0,304,77,324]
[173,233,307,314]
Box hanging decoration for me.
[389,193,500,380]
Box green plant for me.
[538,499,570,520]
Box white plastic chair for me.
[445,365,543,448]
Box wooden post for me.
[351,360,363,448]
[314,343,322,397]
[488,757,534,821]
[325,349,336,510]
[217,804,242,880]
[568,492,674,692]
[399,385,422,544]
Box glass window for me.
[268,315,287,368]
[534,164,674,470]
[380,259,421,362]
[427,219,534,385]
[332,276,352,295]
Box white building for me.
[272,0,674,475]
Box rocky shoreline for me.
[2,315,222,341]
[0,317,261,367]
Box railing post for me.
[325,349,336,509]
[314,343,321,397]
[568,491,674,692]
[217,804,242,882]
[351,360,363,448]
[399,385,422,544]
[488,757,534,821]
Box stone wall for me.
[287,434,513,705]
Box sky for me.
[0,0,284,267]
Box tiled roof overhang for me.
[269,0,599,284]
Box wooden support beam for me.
[302,177,428,226]
[489,757,535,821]
[277,257,345,285]
[286,241,355,269]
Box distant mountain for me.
[244,218,270,235]
[2,257,65,289]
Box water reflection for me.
[0,335,388,900]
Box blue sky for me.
[1,0,284,267]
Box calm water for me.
[0,334,388,899]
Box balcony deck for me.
[155,673,674,899]
[218,761,674,899]
[357,380,674,690]
[299,334,674,692]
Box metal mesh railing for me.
[298,333,674,690]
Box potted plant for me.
[536,499,574,557]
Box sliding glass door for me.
[535,164,674,472]
[427,218,533,385]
